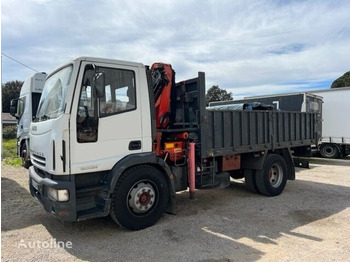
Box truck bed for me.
[170,72,319,159]
[200,109,318,158]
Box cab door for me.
[70,61,143,174]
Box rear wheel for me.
[110,165,169,230]
[244,169,259,193]
[255,154,287,196]
[21,143,31,169]
[319,143,340,158]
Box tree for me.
[2,81,23,112]
[331,71,350,88]
[205,85,233,106]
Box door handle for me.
[129,140,141,150]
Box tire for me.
[229,170,244,179]
[21,143,31,169]
[255,154,287,196]
[110,165,169,230]
[244,169,259,193]
[319,143,340,158]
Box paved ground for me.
[1,157,350,261]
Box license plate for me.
[32,179,39,190]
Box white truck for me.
[311,87,350,158]
[10,72,47,168]
[28,57,319,230]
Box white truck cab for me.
[10,72,47,168]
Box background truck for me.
[10,72,47,168]
[28,57,319,230]
[311,87,350,158]
[210,92,323,114]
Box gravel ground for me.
[1,157,350,262]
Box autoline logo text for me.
[18,239,73,249]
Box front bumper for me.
[29,166,77,221]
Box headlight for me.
[47,188,69,202]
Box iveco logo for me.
[32,126,37,131]
[32,150,44,157]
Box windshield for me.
[36,65,73,121]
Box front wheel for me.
[21,143,31,169]
[255,154,287,196]
[110,165,169,230]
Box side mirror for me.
[93,72,105,98]
[10,99,18,118]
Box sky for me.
[2,0,350,98]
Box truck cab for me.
[29,57,158,228]
[30,57,153,172]
[10,72,46,168]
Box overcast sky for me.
[2,0,350,98]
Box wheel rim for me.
[324,146,334,156]
[268,163,283,188]
[127,181,156,214]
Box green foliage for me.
[2,125,17,139]
[1,80,23,112]
[2,139,21,166]
[2,138,17,158]
[3,157,22,166]
[331,71,350,88]
[205,85,233,106]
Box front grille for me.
[32,153,46,167]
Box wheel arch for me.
[241,148,295,180]
[19,138,31,168]
[19,137,29,152]
[107,152,176,214]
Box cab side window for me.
[99,68,136,117]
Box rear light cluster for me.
[164,141,186,162]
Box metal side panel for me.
[200,110,318,158]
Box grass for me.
[2,138,22,166]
